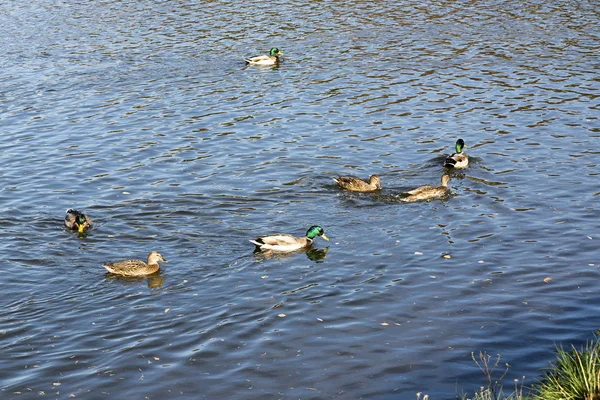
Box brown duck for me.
[401,175,451,202]
[333,175,382,192]
[102,251,168,277]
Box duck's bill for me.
[78,224,85,233]
[321,234,330,241]
[162,259,169,263]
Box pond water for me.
[1,0,599,398]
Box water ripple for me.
[1,0,599,398]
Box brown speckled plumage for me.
[401,175,451,202]
[102,251,168,277]
[333,175,382,192]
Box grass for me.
[532,336,600,400]
[458,352,527,400]
[457,332,600,400]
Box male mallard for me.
[333,175,382,192]
[65,208,92,233]
[250,225,329,252]
[444,139,468,169]
[401,175,451,202]
[245,47,283,66]
[102,251,167,277]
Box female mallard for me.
[401,175,451,202]
[333,175,382,192]
[250,225,329,252]
[245,47,283,66]
[444,139,468,169]
[65,209,92,233]
[102,251,168,277]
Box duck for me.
[65,209,92,233]
[102,251,167,277]
[245,47,283,66]
[400,175,451,202]
[250,225,329,252]
[333,175,382,192]
[444,139,469,169]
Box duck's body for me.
[102,251,167,277]
[401,175,451,202]
[333,175,382,192]
[65,209,92,233]
[245,47,283,66]
[444,139,469,169]
[250,225,329,252]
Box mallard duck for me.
[102,251,167,277]
[400,175,451,202]
[245,47,283,66]
[444,139,469,168]
[65,208,92,233]
[250,225,329,252]
[333,175,382,192]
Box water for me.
[1,0,599,398]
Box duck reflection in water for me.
[253,246,329,262]
[104,273,165,289]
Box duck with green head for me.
[245,47,283,66]
[65,208,92,233]
[444,139,468,169]
[250,225,329,252]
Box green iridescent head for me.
[269,47,283,57]
[76,214,86,225]
[455,139,466,154]
[306,226,329,241]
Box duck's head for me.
[269,47,283,57]
[455,139,466,154]
[76,214,87,233]
[75,214,86,227]
[441,174,451,186]
[306,226,329,241]
[369,175,382,190]
[148,251,168,264]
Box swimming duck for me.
[250,225,329,252]
[245,47,283,66]
[65,209,92,233]
[444,139,469,169]
[333,175,382,192]
[102,251,167,277]
[401,175,451,202]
